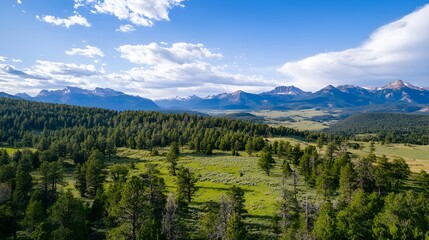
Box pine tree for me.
[258,147,275,176]
[167,142,180,176]
[109,176,147,240]
[176,166,198,203]
[85,150,105,197]
[338,163,356,203]
[226,211,245,240]
[313,201,336,240]
[50,191,87,240]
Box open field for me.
[251,109,337,130]
[112,148,315,237]
[268,136,429,173]
[201,108,342,131]
[349,142,429,173]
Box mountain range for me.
[155,80,429,112]
[1,80,429,112]
[11,86,159,111]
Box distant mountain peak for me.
[93,87,124,97]
[262,85,307,96]
[15,93,31,99]
[319,85,338,92]
[381,80,425,91]
[382,80,405,89]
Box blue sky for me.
[0,0,428,99]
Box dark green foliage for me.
[109,164,129,183]
[50,191,88,240]
[336,190,382,239]
[85,150,106,197]
[225,211,245,240]
[227,185,246,216]
[199,186,247,240]
[338,163,356,203]
[0,204,14,239]
[140,164,166,239]
[167,142,180,176]
[176,166,198,204]
[74,163,87,197]
[417,170,429,193]
[0,98,313,159]
[108,175,147,240]
[329,112,429,145]
[38,160,64,210]
[313,201,336,240]
[373,191,429,239]
[258,147,275,175]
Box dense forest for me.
[328,112,429,144]
[1,98,429,239]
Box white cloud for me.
[17,0,22,4]
[117,42,223,65]
[278,4,429,90]
[0,61,102,95]
[31,60,100,77]
[36,14,91,28]
[0,56,7,62]
[116,24,136,33]
[65,45,104,58]
[106,42,278,99]
[75,0,184,27]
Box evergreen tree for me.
[372,191,429,239]
[85,150,105,197]
[313,201,336,240]
[50,191,87,240]
[258,147,275,176]
[226,211,245,240]
[167,142,180,176]
[23,190,46,232]
[336,189,381,239]
[139,164,166,239]
[176,166,198,203]
[338,163,356,203]
[109,176,147,240]
[74,163,87,197]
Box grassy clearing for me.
[267,137,429,173]
[0,147,25,154]
[201,109,338,131]
[349,142,429,173]
[250,109,337,131]
[114,148,314,237]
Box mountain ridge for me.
[1,80,429,112]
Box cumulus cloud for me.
[0,61,103,95]
[0,42,278,99]
[1,65,49,80]
[74,0,184,27]
[117,42,223,65]
[32,60,101,77]
[0,56,7,62]
[106,42,277,98]
[116,24,136,33]
[65,45,104,58]
[278,4,429,90]
[36,14,91,28]
[17,0,22,4]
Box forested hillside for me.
[329,112,429,144]
[1,98,429,240]
[0,98,319,157]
